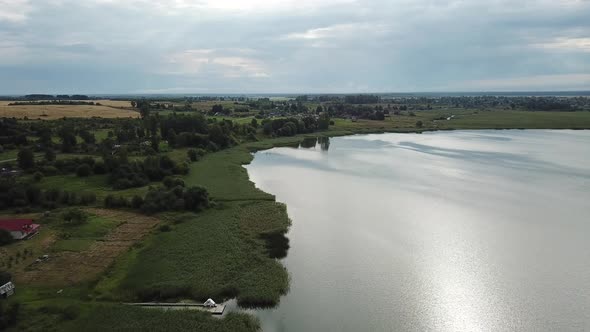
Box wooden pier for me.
[125,302,226,315]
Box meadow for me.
[0,101,139,120]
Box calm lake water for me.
[243,130,590,332]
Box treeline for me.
[323,104,390,120]
[344,95,381,104]
[261,114,330,137]
[161,113,254,150]
[8,101,99,106]
[104,154,189,189]
[0,177,96,211]
[0,118,29,146]
[523,98,576,112]
[0,94,90,101]
[105,178,209,214]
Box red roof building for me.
[0,219,40,240]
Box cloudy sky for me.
[0,0,589,94]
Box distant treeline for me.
[0,94,90,101]
[9,101,99,106]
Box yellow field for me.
[0,100,139,119]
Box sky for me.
[0,0,589,94]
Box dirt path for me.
[17,209,159,286]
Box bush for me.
[62,208,88,226]
[40,165,59,176]
[187,149,199,162]
[33,171,44,182]
[17,148,35,170]
[415,120,423,128]
[163,176,185,189]
[131,195,144,209]
[159,224,172,232]
[139,185,209,214]
[76,164,92,177]
[93,161,107,174]
[0,229,13,246]
[104,195,129,209]
[80,192,97,205]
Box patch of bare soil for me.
[17,209,159,286]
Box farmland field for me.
[0,101,139,119]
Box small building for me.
[0,281,15,298]
[0,219,40,240]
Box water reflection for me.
[298,136,330,151]
[244,130,590,332]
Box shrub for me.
[105,195,129,209]
[163,176,185,189]
[33,171,44,182]
[17,148,35,170]
[80,192,97,205]
[139,185,209,214]
[93,161,107,174]
[131,195,144,209]
[0,230,13,246]
[61,208,88,226]
[415,120,423,128]
[76,164,92,177]
[187,149,199,162]
[40,165,59,176]
[159,224,172,232]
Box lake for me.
[242,130,590,332]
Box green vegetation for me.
[53,213,119,252]
[68,304,259,332]
[2,94,590,330]
[113,201,289,306]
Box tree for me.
[58,126,77,153]
[44,148,56,162]
[76,164,92,177]
[17,148,34,170]
[187,149,199,162]
[62,208,88,226]
[375,111,385,121]
[138,100,151,118]
[318,113,330,130]
[33,171,44,182]
[251,118,258,128]
[415,120,423,128]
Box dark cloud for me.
[0,0,588,93]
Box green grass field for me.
[52,214,120,252]
[328,109,590,134]
[110,201,290,306]
[37,174,151,200]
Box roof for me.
[0,219,34,232]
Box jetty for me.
[125,302,226,315]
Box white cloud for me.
[283,23,389,41]
[0,0,32,23]
[164,49,270,78]
[533,37,590,53]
